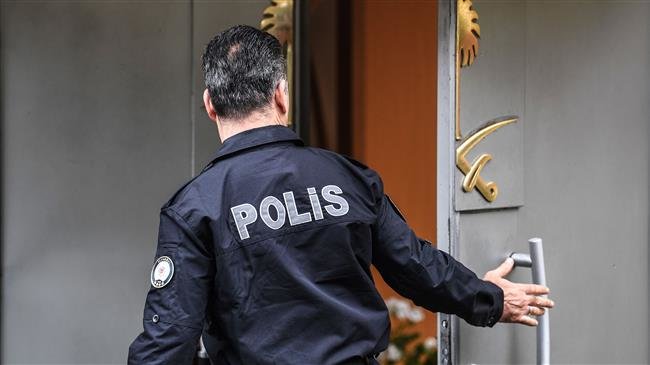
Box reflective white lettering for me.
[260,196,286,230]
[231,185,349,240]
[321,185,349,217]
[307,187,324,220]
[231,203,258,240]
[283,191,312,226]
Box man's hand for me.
[483,257,555,326]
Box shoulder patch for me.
[151,256,174,288]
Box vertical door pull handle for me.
[509,238,550,365]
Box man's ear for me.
[203,89,218,122]
[273,80,289,116]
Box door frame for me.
[436,0,459,364]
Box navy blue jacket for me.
[128,125,503,364]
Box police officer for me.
[128,25,554,365]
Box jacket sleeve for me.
[128,208,215,364]
[371,194,503,327]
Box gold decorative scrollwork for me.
[261,0,294,124]
[456,116,518,202]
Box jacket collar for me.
[211,125,304,162]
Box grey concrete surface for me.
[1,2,193,363]
[0,1,266,363]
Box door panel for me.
[440,1,649,364]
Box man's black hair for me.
[202,25,286,120]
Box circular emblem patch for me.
[151,256,174,289]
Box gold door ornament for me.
[455,0,518,203]
[456,0,481,140]
[457,0,480,67]
[456,116,517,202]
[261,0,294,124]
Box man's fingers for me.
[518,315,538,327]
[521,283,550,295]
[529,296,555,308]
[528,306,545,316]
[491,257,514,277]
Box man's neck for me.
[217,111,287,142]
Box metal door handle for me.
[509,238,550,365]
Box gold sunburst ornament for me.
[261,0,293,45]
[261,0,294,125]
